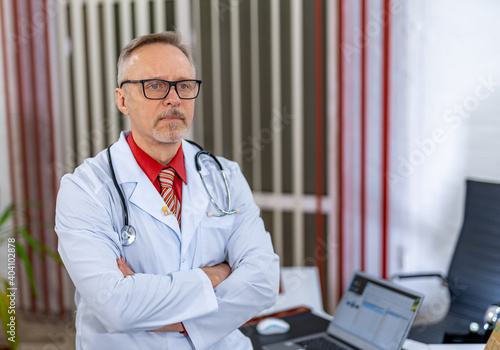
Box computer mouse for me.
[256,317,290,335]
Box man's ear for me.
[115,88,129,115]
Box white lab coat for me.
[55,132,280,350]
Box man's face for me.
[115,43,196,146]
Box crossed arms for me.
[116,257,232,333]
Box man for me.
[55,31,279,350]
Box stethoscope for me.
[107,140,239,247]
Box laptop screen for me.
[327,271,423,350]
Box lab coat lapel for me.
[128,176,181,238]
[111,133,181,239]
[180,140,211,255]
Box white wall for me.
[391,0,500,274]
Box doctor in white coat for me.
[55,31,280,350]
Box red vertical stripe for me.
[314,0,325,294]
[27,0,50,315]
[43,0,65,317]
[337,0,345,297]
[381,0,392,279]
[360,0,368,272]
[12,0,33,313]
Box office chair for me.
[393,179,500,344]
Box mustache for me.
[155,109,187,122]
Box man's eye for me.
[178,83,191,90]
[146,81,165,90]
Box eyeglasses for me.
[119,79,202,100]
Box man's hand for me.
[200,263,232,288]
[149,323,184,332]
[116,257,134,277]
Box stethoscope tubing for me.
[197,169,237,217]
[189,140,238,216]
[107,140,239,250]
[107,146,129,226]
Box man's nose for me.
[162,85,181,105]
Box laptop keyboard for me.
[298,337,351,350]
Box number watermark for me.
[6,237,17,344]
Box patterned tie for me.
[158,167,181,226]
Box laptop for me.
[262,271,423,350]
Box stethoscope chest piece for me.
[121,225,136,246]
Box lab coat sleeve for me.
[182,163,280,349]
[55,173,219,333]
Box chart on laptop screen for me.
[332,275,421,350]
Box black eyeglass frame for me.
[119,79,203,100]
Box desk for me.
[426,346,484,350]
[405,339,485,349]
[241,310,486,350]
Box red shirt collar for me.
[126,133,187,185]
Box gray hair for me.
[116,31,196,86]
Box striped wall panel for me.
[1,0,65,315]
[1,0,402,316]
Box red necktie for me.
[158,167,181,226]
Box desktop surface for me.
[240,310,330,349]
[240,310,487,350]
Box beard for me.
[152,109,189,144]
